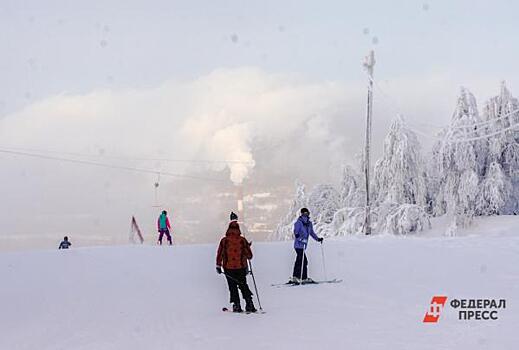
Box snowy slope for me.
[1,216,519,350]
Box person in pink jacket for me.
[157,210,172,245]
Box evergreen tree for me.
[272,180,307,240]
[481,82,519,214]
[308,183,341,235]
[373,116,427,207]
[372,116,429,234]
[432,88,485,229]
[476,162,510,215]
[339,165,364,208]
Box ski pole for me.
[320,241,328,281]
[238,221,263,310]
[221,267,263,311]
[247,260,263,311]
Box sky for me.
[1,0,518,249]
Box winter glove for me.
[295,233,300,239]
[317,237,324,243]
[216,266,223,274]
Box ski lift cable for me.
[0,148,227,182]
[0,145,254,165]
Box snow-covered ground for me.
[1,216,519,350]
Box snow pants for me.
[158,228,172,245]
[224,268,253,304]
[292,248,308,280]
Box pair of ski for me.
[222,307,266,314]
[271,278,342,288]
[222,278,342,314]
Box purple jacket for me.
[293,215,319,249]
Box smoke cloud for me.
[0,67,361,248]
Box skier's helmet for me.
[230,211,238,221]
[162,210,167,215]
[300,208,310,216]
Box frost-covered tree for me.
[482,82,519,163]
[373,116,427,207]
[339,165,364,208]
[378,204,431,235]
[432,88,485,229]
[272,180,308,241]
[307,184,340,236]
[370,116,429,234]
[321,163,365,237]
[480,82,519,214]
[476,162,511,215]
[325,207,367,236]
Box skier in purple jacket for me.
[290,208,323,284]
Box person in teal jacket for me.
[157,210,172,245]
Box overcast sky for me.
[1,0,518,249]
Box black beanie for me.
[300,208,310,215]
[230,211,238,221]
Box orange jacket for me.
[216,222,252,270]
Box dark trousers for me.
[224,268,253,304]
[158,229,172,245]
[292,248,308,280]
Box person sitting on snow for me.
[58,236,72,249]
[157,210,172,245]
[216,220,257,313]
[290,208,324,284]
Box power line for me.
[369,75,519,144]
[0,145,254,165]
[454,107,519,130]
[0,148,227,182]
[448,121,519,143]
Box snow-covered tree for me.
[324,207,367,236]
[378,204,431,235]
[370,116,429,234]
[480,82,519,214]
[308,184,341,235]
[373,116,427,207]
[320,163,366,237]
[476,162,511,215]
[339,165,364,208]
[432,88,485,228]
[272,180,308,240]
[482,82,519,163]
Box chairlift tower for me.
[363,50,375,235]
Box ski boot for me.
[232,302,243,313]
[245,298,257,313]
[288,276,301,285]
[302,278,316,284]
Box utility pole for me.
[363,50,375,235]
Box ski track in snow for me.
[1,216,519,349]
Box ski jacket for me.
[59,240,71,249]
[216,221,252,270]
[157,214,171,230]
[293,215,319,249]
